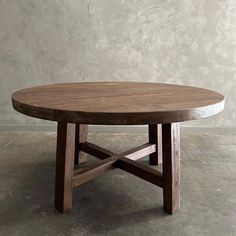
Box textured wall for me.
[0,0,235,127]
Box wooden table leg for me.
[55,122,76,213]
[149,124,162,165]
[74,124,88,165]
[162,123,180,214]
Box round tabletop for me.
[12,82,225,125]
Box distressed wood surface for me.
[11,82,224,215]
[12,82,224,125]
[162,123,180,214]
[73,156,117,187]
[80,142,114,160]
[149,124,162,165]
[74,124,88,165]
[118,157,163,187]
[121,143,156,161]
[55,122,76,213]
[77,141,163,187]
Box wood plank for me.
[73,157,118,187]
[74,124,88,165]
[162,123,180,214]
[118,157,163,187]
[121,143,156,161]
[149,124,162,165]
[55,122,76,213]
[80,142,114,160]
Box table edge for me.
[12,96,225,125]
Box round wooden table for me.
[12,82,225,214]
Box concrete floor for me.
[0,131,235,236]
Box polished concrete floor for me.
[0,131,235,236]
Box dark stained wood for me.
[72,157,118,187]
[118,157,163,187]
[55,122,76,213]
[74,124,88,165]
[75,141,163,187]
[11,82,225,215]
[149,124,162,165]
[80,142,156,161]
[80,142,114,160]
[121,143,156,160]
[162,123,180,214]
[12,82,225,125]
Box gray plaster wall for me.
[0,0,235,128]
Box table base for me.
[55,123,180,215]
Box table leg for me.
[149,124,162,165]
[55,122,76,213]
[74,124,88,165]
[162,123,180,214]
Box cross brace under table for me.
[55,123,180,215]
